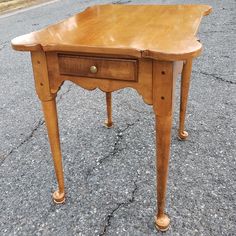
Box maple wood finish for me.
[42,99,65,204]
[179,59,193,140]
[105,92,113,128]
[58,54,138,81]
[11,4,211,231]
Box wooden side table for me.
[11,4,212,231]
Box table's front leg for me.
[31,51,65,204]
[154,114,172,231]
[153,61,177,231]
[41,99,65,204]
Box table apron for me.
[46,52,154,105]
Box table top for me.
[11,4,212,61]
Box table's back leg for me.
[178,59,192,140]
[104,92,113,128]
[41,99,65,204]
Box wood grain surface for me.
[11,4,212,60]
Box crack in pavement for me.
[0,41,8,50]
[193,70,236,85]
[99,180,138,236]
[0,84,73,167]
[0,118,44,166]
[57,83,73,103]
[98,122,137,165]
[85,121,138,183]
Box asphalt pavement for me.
[0,0,235,235]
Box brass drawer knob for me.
[90,65,98,74]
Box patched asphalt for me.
[0,0,235,235]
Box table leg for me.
[41,99,65,204]
[178,59,192,140]
[104,92,113,128]
[154,115,172,231]
[152,61,177,231]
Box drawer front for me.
[58,54,137,81]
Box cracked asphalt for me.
[0,0,235,235]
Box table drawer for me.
[58,54,137,81]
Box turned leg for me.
[41,99,65,204]
[178,59,192,140]
[154,115,172,231]
[104,92,113,128]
